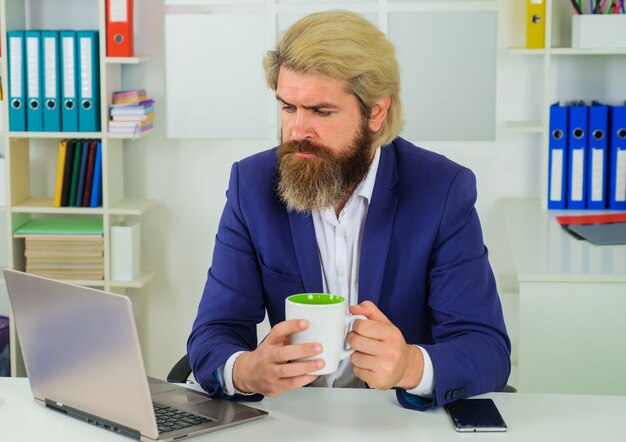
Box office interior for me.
[1,0,625,399]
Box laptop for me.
[4,269,267,441]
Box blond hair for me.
[263,10,404,147]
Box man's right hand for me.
[232,319,324,396]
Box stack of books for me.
[14,218,104,281]
[108,89,154,135]
[53,139,102,208]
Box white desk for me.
[498,198,626,395]
[2,377,626,441]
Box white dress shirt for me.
[220,148,434,397]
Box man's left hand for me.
[348,301,424,390]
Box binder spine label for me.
[9,37,22,98]
[549,149,564,202]
[590,149,604,202]
[617,149,626,202]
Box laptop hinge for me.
[45,398,141,440]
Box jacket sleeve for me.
[187,162,266,400]
[398,167,511,411]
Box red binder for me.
[106,0,134,57]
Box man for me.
[188,10,510,411]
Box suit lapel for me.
[358,145,399,305]
[288,212,324,293]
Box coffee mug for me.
[285,293,366,375]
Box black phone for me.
[444,398,507,432]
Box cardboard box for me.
[572,15,626,49]
[110,221,140,281]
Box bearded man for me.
[188,10,510,411]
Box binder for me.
[60,31,79,132]
[25,31,43,131]
[548,103,568,209]
[42,31,62,132]
[75,139,91,206]
[526,0,545,49]
[53,139,68,207]
[608,103,626,210]
[77,31,101,132]
[82,141,98,207]
[90,142,103,207]
[69,140,84,206]
[587,102,609,210]
[61,140,76,206]
[7,31,27,131]
[567,102,588,210]
[106,0,134,57]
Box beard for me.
[276,120,374,213]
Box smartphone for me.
[444,398,507,432]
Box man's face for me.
[276,67,374,213]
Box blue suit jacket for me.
[188,137,511,410]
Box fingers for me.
[349,301,391,324]
[265,319,309,344]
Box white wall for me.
[102,0,536,378]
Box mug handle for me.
[339,314,367,361]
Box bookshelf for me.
[505,0,626,208]
[0,0,155,377]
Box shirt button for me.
[337,270,344,277]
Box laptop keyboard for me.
[153,403,212,434]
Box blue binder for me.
[587,102,609,210]
[567,102,588,210]
[42,31,62,132]
[608,103,626,210]
[59,31,79,132]
[548,103,568,209]
[7,31,27,132]
[90,142,103,208]
[77,31,100,132]
[25,31,44,131]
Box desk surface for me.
[2,378,626,441]
[498,198,626,282]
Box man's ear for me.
[368,96,392,133]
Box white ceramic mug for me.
[285,293,367,375]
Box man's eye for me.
[282,105,295,113]
[315,110,331,117]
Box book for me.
[108,123,154,134]
[112,89,147,105]
[14,217,104,235]
[53,140,68,208]
[111,114,153,122]
[110,106,154,116]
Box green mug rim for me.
[287,293,345,305]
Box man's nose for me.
[289,110,313,140]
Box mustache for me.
[279,139,332,158]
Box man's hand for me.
[232,319,324,396]
[348,301,424,390]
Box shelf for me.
[11,197,155,215]
[505,121,543,134]
[9,131,102,139]
[109,198,156,216]
[508,47,626,56]
[12,198,104,214]
[105,55,150,65]
[108,272,155,289]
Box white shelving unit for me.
[0,0,155,377]
[505,0,626,208]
